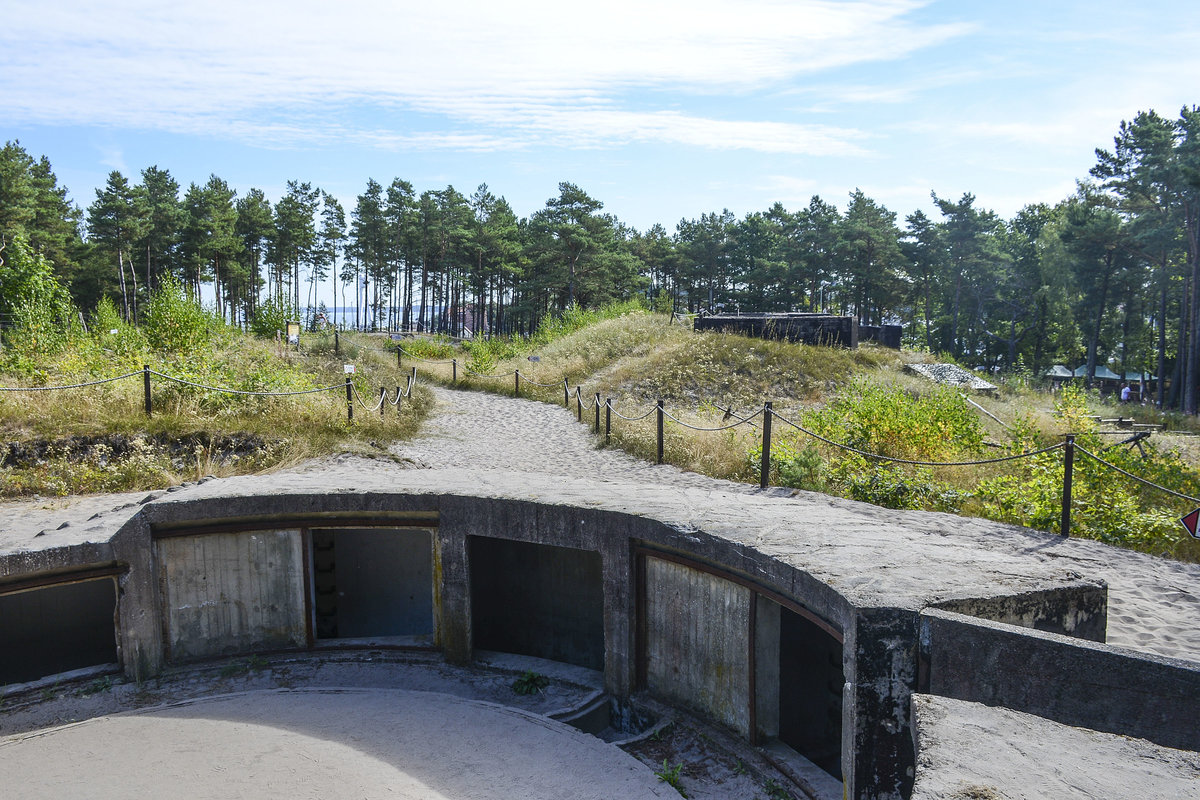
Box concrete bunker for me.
[0,573,119,685]
[468,536,605,671]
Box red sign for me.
[1181,508,1200,539]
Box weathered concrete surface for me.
[0,688,674,800]
[920,608,1200,752]
[644,556,752,736]
[911,694,1200,800]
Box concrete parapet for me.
[919,607,1200,753]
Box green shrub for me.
[141,278,216,352]
[804,379,985,462]
[249,295,299,339]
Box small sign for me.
[527,355,541,362]
[1181,508,1200,539]
[286,321,301,345]
[109,329,119,335]
[343,364,355,374]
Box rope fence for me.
[397,346,1199,537]
[12,342,1194,539]
[0,363,419,425]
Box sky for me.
[4,0,1200,233]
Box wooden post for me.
[1061,434,1075,537]
[345,377,354,423]
[396,345,401,368]
[411,366,417,388]
[452,359,457,382]
[396,385,403,416]
[143,364,152,417]
[564,378,570,407]
[380,387,386,419]
[605,398,611,444]
[335,330,340,355]
[760,401,773,490]
[594,392,601,434]
[515,370,521,397]
[576,388,583,422]
[657,400,664,464]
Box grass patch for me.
[0,301,433,498]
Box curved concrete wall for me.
[0,479,1156,800]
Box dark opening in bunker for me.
[0,578,118,685]
[468,537,604,671]
[310,528,434,645]
[778,605,844,777]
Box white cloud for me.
[0,0,961,154]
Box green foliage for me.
[402,336,456,361]
[91,295,148,362]
[141,277,216,352]
[829,458,967,512]
[804,379,984,462]
[654,760,688,798]
[511,670,550,695]
[249,295,299,339]
[773,441,826,492]
[0,233,81,372]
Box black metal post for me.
[657,400,664,464]
[564,378,569,407]
[143,364,152,417]
[380,387,386,419]
[345,377,354,423]
[515,370,520,397]
[1061,434,1075,537]
[576,388,583,422]
[594,392,601,434]
[335,330,340,355]
[605,398,611,444]
[396,385,402,416]
[760,401,773,490]
[411,366,416,388]
[452,359,457,382]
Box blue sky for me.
[4,0,1199,232]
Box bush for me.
[141,278,216,352]
[249,295,299,339]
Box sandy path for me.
[390,385,747,490]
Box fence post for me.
[396,385,403,416]
[380,387,386,419]
[143,364,152,417]
[760,401,773,490]
[396,345,401,369]
[594,392,601,434]
[515,370,520,397]
[657,400,665,464]
[452,359,457,382]
[345,377,354,423]
[335,330,340,355]
[564,378,569,407]
[1061,434,1075,537]
[605,398,611,444]
[411,366,417,388]
[576,388,583,422]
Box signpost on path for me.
[1181,508,1200,539]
